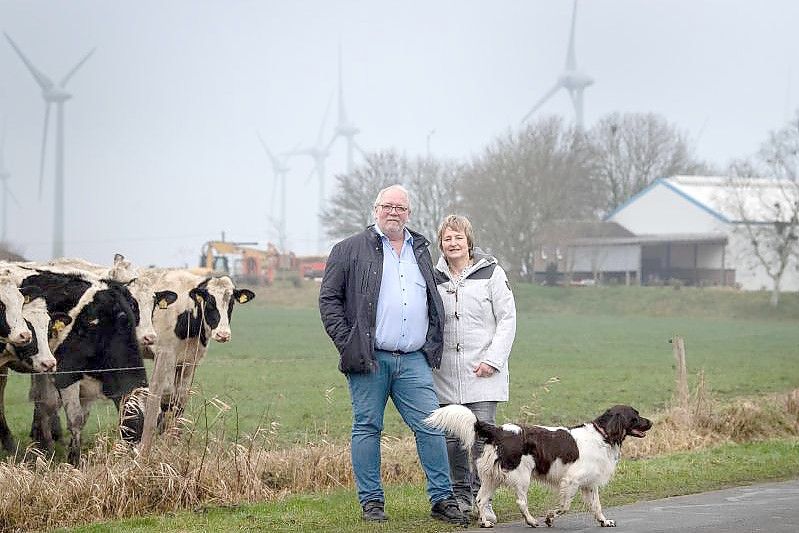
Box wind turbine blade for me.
[304,165,316,185]
[337,42,348,127]
[7,186,21,209]
[565,0,578,70]
[326,133,339,152]
[60,47,96,87]
[521,83,561,124]
[281,141,303,162]
[256,131,279,166]
[4,33,54,90]
[316,92,334,146]
[39,103,51,200]
[0,117,6,170]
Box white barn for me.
[600,175,799,291]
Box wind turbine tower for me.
[327,45,363,174]
[5,33,95,258]
[521,0,594,129]
[290,97,333,253]
[257,132,292,252]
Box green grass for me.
[60,437,799,533]
[2,283,798,451]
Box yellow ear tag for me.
[158,299,169,309]
[52,320,66,333]
[238,294,249,303]
[23,295,31,304]
[195,294,204,305]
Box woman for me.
[432,214,517,520]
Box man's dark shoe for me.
[431,497,470,525]
[362,500,388,521]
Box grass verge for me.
[60,438,799,533]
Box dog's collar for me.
[592,421,610,442]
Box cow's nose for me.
[41,359,57,373]
[17,330,32,345]
[214,331,231,343]
[141,334,156,346]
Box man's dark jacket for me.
[319,225,445,374]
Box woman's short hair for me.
[437,214,474,258]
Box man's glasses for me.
[376,203,409,214]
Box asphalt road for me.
[464,479,799,532]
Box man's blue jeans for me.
[347,349,454,505]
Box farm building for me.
[535,176,799,290]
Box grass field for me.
[2,282,798,532]
[2,282,798,451]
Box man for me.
[319,184,468,525]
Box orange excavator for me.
[198,239,325,285]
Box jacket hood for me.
[435,247,497,279]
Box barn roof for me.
[606,175,798,224]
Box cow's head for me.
[188,277,254,343]
[0,277,41,346]
[4,296,65,372]
[52,284,148,402]
[122,277,177,346]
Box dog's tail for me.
[424,404,478,450]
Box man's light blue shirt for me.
[373,226,429,352]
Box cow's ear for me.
[155,290,178,309]
[49,312,73,337]
[20,285,43,304]
[189,288,209,305]
[233,289,255,304]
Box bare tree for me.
[457,117,599,281]
[404,156,460,242]
[588,112,714,213]
[320,150,405,240]
[726,113,799,307]
[321,150,459,242]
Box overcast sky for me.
[0,0,797,267]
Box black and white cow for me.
[0,296,67,452]
[139,269,254,421]
[16,269,149,464]
[0,270,38,347]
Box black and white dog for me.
[425,404,652,528]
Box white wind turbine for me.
[257,132,294,252]
[521,0,594,130]
[0,119,22,243]
[289,96,333,253]
[5,33,95,258]
[326,44,364,174]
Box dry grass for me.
[627,380,799,458]
[1,386,797,532]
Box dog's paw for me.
[545,512,555,527]
[479,520,495,528]
[600,519,616,527]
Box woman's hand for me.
[473,362,497,377]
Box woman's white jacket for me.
[432,250,516,404]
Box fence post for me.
[671,335,689,417]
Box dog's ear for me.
[596,408,627,445]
